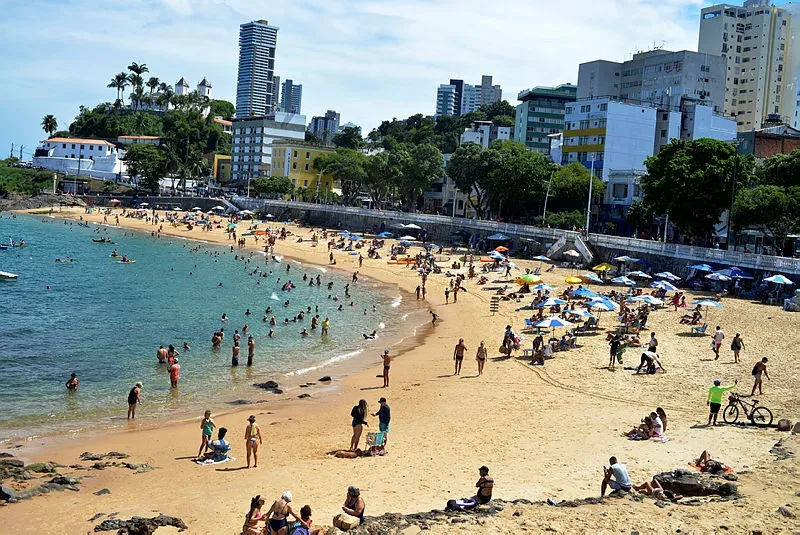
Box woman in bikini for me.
[349,400,368,451]
[244,415,262,469]
[266,491,301,535]
[476,341,487,376]
[241,495,266,535]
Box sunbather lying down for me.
[693,450,730,474]
[633,477,682,502]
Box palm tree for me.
[107,72,128,103]
[41,115,58,137]
[127,62,148,81]
[146,76,160,96]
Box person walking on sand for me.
[430,310,438,326]
[453,338,467,375]
[247,336,256,367]
[244,415,263,468]
[349,400,368,451]
[712,326,725,360]
[127,382,142,419]
[445,287,450,304]
[730,333,745,363]
[169,357,181,388]
[647,332,658,353]
[609,335,621,369]
[476,341,487,375]
[232,340,240,366]
[751,357,770,395]
[415,285,421,300]
[381,349,391,388]
[198,410,216,458]
[707,379,737,426]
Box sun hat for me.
[136,382,143,387]
[281,490,293,502]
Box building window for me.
[306,151,310,159]
[580,105,591,112]
[304,164,309,171]
[579,120,590,129]
[62,144,66,149]
[660,129,667,138]
[303,180,308,187]
[71,144,75,149]
[292,162,297,170]
[293,150,298,158]
[598,103,608,111]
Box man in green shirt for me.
[707,379,737,426]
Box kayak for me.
[110,254,121,258]
[117,260,136,264]
[93,239,114,243]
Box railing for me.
[230,197,800,274]
[589,234,800,274]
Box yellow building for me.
[208,154,232,184]
[269,141,336,194]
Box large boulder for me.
[93,514,187,534]
[655,471,738,497]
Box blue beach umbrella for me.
[651,280,679,292]
[572,287,599,298]
[611,276,636,286]
[716,266,753,279]
[377,231,393,238]
[426,243,438,249]
[763,274,794,285]
[340,231,350,236]
[534,316,574,336]
[537,297,568,308]
[688,263,714,272]
[532,255,551,261]
[613,255,640,263]
[627,270,651,279]
[566,309,597,319]
[705,272,731,282]
[589,297,619,311]
[692,299,724,322]
[580,272,604,284]
[349,235,362,241]
[399,240,412,246]
[531,283,557,291]
[655,271,681,281]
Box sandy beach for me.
[1,206,798,534]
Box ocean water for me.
[0,214,414,440]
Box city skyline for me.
[1,0,792,159]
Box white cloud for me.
[1,0,709,154]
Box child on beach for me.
[198,410,216,458]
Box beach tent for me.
[580,272,604,284]
[592,262,616,272]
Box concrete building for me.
[436,84,458,116]
[213,117,233,134]
[272,75,281,108]
[577,49,726,113]
[207,154,232,185]
[175,77,191,96]
[699,0,794,130]
[460,121,513,148]
[737,124,800,158]
[236,19,279,118]
[231,112,306,184]
[461,83,478,114]
[309,110,340,144]
[279,79,302,114]
[270,141,337,195]
[515,84,577,156]
[117,135,161,146]
[33,137,126,179]
[476,75,503,107]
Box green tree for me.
[127,62,148,96]
[253,176,294,197]
[146,76,160,96]
[625,199,653,235]
[395,143,444,211]
[485,140,550,219]
[314,148,366,205]
[545,210,584,229]
[446,142,492,217]
[733,185,800,254]
[479,100,516,124]
[304,130,323,145]
[123,144,164,193]
[209,99,236,119]
[363,151,395,208]
[641,138,753,238]
[41,115,58,137]
[332,126,365,150]
[548,162,604,213]
[755,149,800,188]
[107,72,129,104]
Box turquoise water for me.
[0,214,412,440]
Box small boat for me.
[0,271,18,280]
[93,238,114,244]
[117,259,136,264]
[0,245,9,250]
[55,258,73,263]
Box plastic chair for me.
[691,323,708,335]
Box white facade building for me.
[460,84,478,114]
[460,121,512,148]
[236,19,279,118]
[231,112,306,183]
[436,84,458,116]
[175,77,191,96]
[33,138,126,179]
[197,78,212,99]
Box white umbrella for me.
[611,276,636,286]
[534,316,574,336]
[399,235,417,241]
[211,205,226,211]
[764,275,794,285]
[403,223,422,230]
[265,213,274,218]
[564,249,581,258]
[580,272,604,284]
[240,209,254,215]
[192,207,203,211]
[627,270,652,279]
[538,297,568,307]
[613,255,639,263]
[705,273,731,282]
[652,280,679,292]
[692,299,724,323]
[655,271,681,281]
[630,295,664,306]
[566,309,597,319]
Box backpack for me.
[288,522,309,535]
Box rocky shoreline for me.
[0,193,86,212]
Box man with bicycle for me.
[707,379,737,426]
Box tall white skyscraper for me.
[235,19,279,119]
[699,0,797,130]
[436,84,457,116]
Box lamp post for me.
[585,155,595,236]
[542,165,555,226]
[726,139,744,250]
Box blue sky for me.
[0,0,787,159]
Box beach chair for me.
[691,323,708,336]
[366,431,387,456]
[533,267,541,275]
[585,317,598,330]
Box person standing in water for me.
[244,415,263,468]
[169,358,181,388]
[232,341,241,366]
[127,382,142,419]
[247,336,256,366]
[65,372,79,391]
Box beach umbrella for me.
[349,235,362,241]
[377,231,393,238]
[487,233,510,240]
[611,276,636,286]
[537,297,568,308]
[580,272,604,284]
[651,280,679,292]
[531,283,557,291]
[139,202,149,207]
[613,255,639,263]
[565,276,583,284]
[627,270,651,279]
[688,263,714,272]
[518,274,541,285]
[532,255,551,262]
[192,207,203,212]
[239,209,254,215]
[592,262,617,272]
[403,223,422,230]
[534,316,574,336]
[705,273,731,282]
[716,266,753,280]
[590,301,616,312]
[572,287,599,298]
[340,230,350,236]
[399,235,417,241]
[489,251,506,260]
[265,213,274,218]
[399,240,412,246]
[655,271,681,281]
[630,295,664,306]
[589,297,619,311]
[426,243,438,249]
[563,249,581,258]
[495,246,509,253]
[566,309,597,319]
[764,274,794,285]
[108,199,121,206]
[693,299,724,322]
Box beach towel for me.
[651,435,670,443]
[194,456,235,466]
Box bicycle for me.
[722,393,773,427]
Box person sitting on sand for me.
[624,416,654,440]
[297,505,325,535]
[203,427,231,462]
[266,491,302,535]
[694,450,729,474]
[340,486,365,528]
[601,456,632,496]
[241,495,266,535]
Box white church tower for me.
[175,77,190,96]
[197,78,212,99]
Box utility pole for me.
[585,156,595,236]
[10,143,14,159]
[542,166,555,226]
[19,145,24,161]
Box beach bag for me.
[333,513,360,531]
[777,419,791,431]
[288,522,310,535]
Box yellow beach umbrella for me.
[565,276,583,284]
[592,262,616,272]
